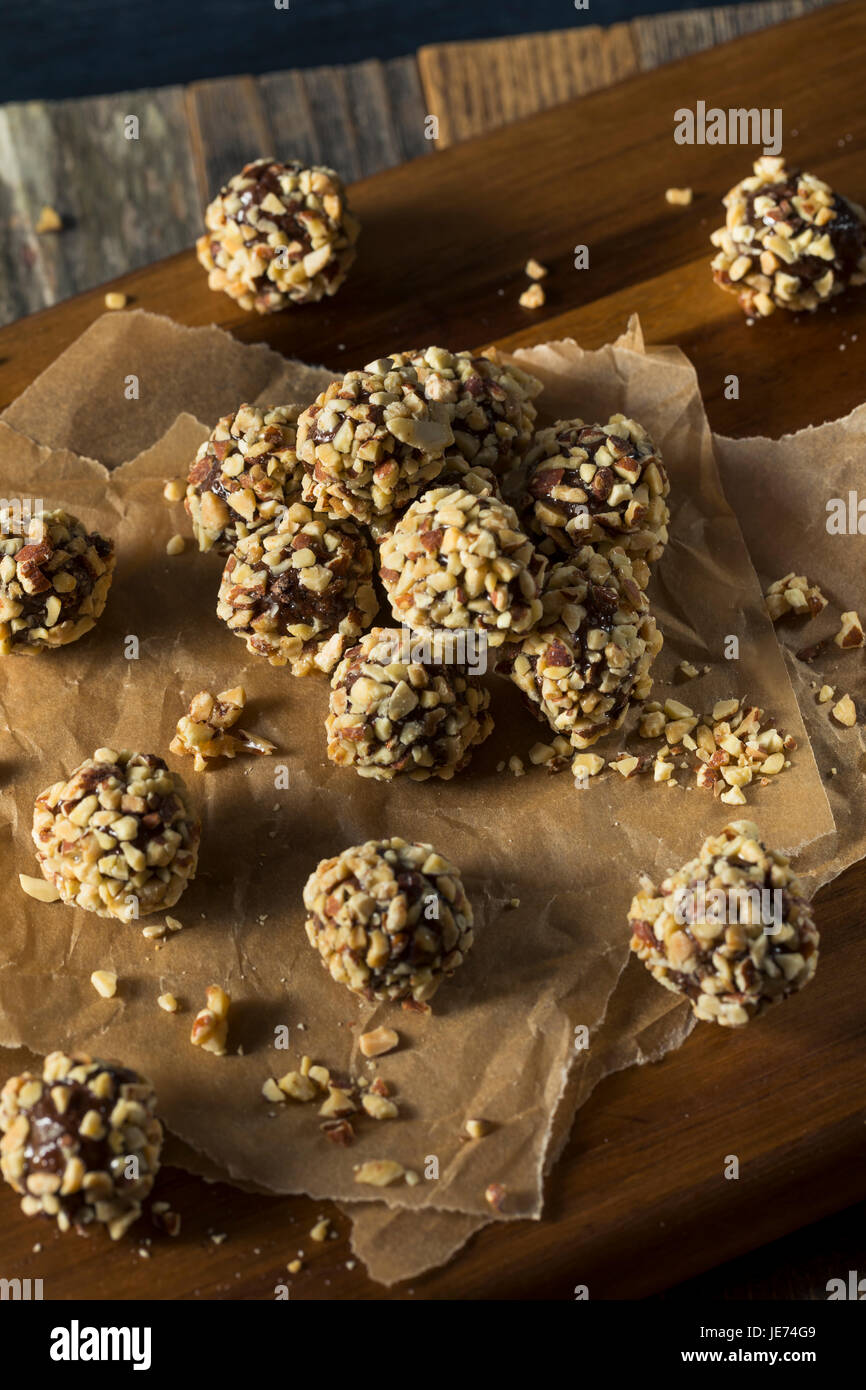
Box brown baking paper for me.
[714,413,866,888]
[0,311,834,1261]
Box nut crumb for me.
[485,1181,506,1212]
[165,534,185,556]
[158,993,179,1013]
[190,984,231,1055]
[163,479,185,503]
[665,187,693,206]
[18,873,60,903]
[818,685,835,703]
[104,292,128,310]
[310,1218,330,1242]
[35,205,63,234]
[90,969,117,999]
[524,258,548,280]
[831,694,857,727]
[835,610,864,648]
[764,573,827,621]
[519,283,546,309]
[354,1159,405,1187]
[465,1118,490,1139]
[287,1258,302,1274]
[170,686,275,772]
[359,1026,399,1058]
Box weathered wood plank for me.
[0,89,199,325]
[417,24,640,147]
[185,75,275,205]
[633,0,834,67]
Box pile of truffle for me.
[186,348,670,781]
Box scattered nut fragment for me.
[835,611,864,648]
[466,1118,490,1139]
[190,985,231,1056]
[818,685,835,703]
[261,1077,285,1104]
[90,970,117,999]
[678,660,700,679]
[764,573,827,621]
[18,873,60,903]
[157,993,179,1014]
[162,479,185,504]
[359,1026,399,1059]
[104,292,128,310]
[165,534,185,556]
[165,916,183,933]
[287,1258,302,1274]
[572,752,605,778]
[485,1182,506,1212]
[612,754,640,778]
[310,1218,330,1242]
[519,283,546,309]
[831,694,857,727]
[354,1160,405,1187]
[170,686,276,772]
[35,205,63,234]
[277,1071,318,1103]
[665,187,693,206]
[319,1086,356,1118]
[524,258,549,280]
[361,1093,399,1120]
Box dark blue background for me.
[2,0,757,102]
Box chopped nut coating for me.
[629,819,819,1027]
[32,751,200,922]
[304,837,473,1002]
[0,507,115,656]
[0,1052,162,1237]
[185,403,304,553]
[711,156,866,316]
[524,415,669,566]
[326,627,493,780]
[197,157,360,313]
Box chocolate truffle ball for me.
[303,837,473,1001]
[217,501,378,675]
[628,819,819,1027]
[196,157,360,313]
[710,155,866,316]
[185,403,303,553]
[326,627,493,780]
[297,358,455,523]
[0,1051,162,1238]
[0,507,115,655]
[389,346,542,476]
[524,416,669,565]
[32,751,200,921]
[496,548,662,748]
[379,486,546,646]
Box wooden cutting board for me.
[0,0,863,1300]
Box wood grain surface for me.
[0,0,864,1300]
[0,1,831,326]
